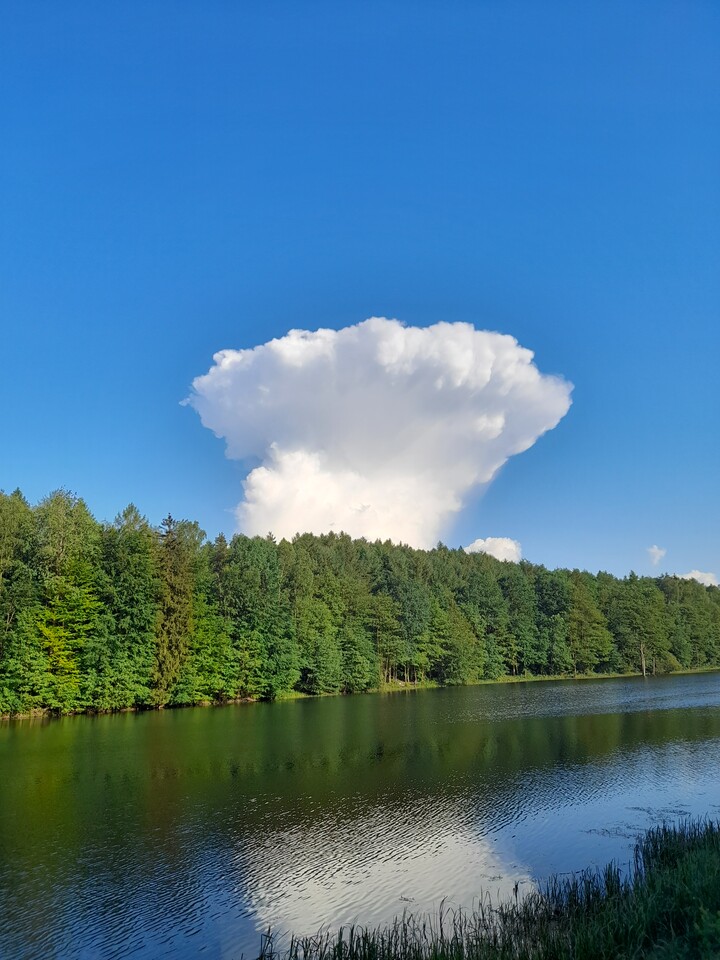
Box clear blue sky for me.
[2,1,718,578]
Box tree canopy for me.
[1,488,718,715]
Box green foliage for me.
[461,564,511,678]
[0,490,38,708]
[151,516,197,705]
[605,574,673,675]
[296,595,342,694]
[499,564,540,674]
[221,535,299,699]
[535,568,572,675]
[567,574,614,676]
[1,486,720,715]
[371,592,405,684]
[173,597,235,703]
[33,489,100,579]
[435,596,478,684]
[338,616,378,692]
[95,505,159,708]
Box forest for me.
[1,488,718,715]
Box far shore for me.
[3,665,718,723]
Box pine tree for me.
[151,516,196,706]
[97,505,159,708]
[567,575,613,676]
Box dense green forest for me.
[1,488,718,715]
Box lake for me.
[1,673,719,959]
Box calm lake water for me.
[2,674,720,959]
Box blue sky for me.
[1,1,718,578]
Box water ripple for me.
[1,674,719,959]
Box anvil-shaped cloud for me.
[186,318,572,547]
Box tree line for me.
[1,488,718,715]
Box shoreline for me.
[3,665,718,723]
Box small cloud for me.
[647,544,666,566]
[679,570,718,587]
[464,537,522,563]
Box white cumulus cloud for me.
[647,544,666,566]
[679,570,718,587]
[186,317,572,547]
[464,537,522,563]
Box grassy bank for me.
[256,820,720,960]
[377,665,720,696]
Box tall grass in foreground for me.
[253,820,720,960]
